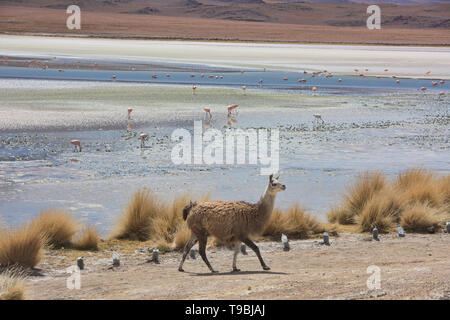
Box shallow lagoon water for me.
[1,78,448,234]
[0,39,449,234]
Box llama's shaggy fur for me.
[179,174,286,273]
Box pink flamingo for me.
[396,80,400,84]
[190,74,195,78]
[312,86,317,92]
[242,85,247,92]
[438,92,445,100]
[152,74,157,79]
[384,69,389,72]
[140,133,148,148]
[192,84,197,94]
[70,140,82,152]
[227,104,239,117]
[338,78,342,82]
[112,75,116,80]
[203,107,212,120]
[420,87,427,92]
[425,71,431,75]
[432,81,438,87]
[313,114,324,124]
[283,77,288,81]
[440,80,445,85]
[127,108,133,120]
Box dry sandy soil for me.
[1,1,449,44]
[26,232,450,300]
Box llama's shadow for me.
[189,270,288,277]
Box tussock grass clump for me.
[173,222,192,251]
[328,169,450,233]
[0,223,46,269]
[343,172,386,220]
[356,188,405,233]
[113,189,210,246]
[31,209,80,248]
[113,189,161,241]
[72,226,100,251]
[401,203,448,233]
[0,269,26,300]
[327,206,355,225]
[264,205,324,239]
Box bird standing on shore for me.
[398,225,405,237]
[372,226,379,241]
[281,233,290,251]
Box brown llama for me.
[178,174,286,273]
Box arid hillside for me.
[0,1,449,44]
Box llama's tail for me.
[183,201,197,220]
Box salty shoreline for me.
[1,35,450,79]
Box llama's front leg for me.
[232,242,240,272]
[178,234,198,272]
[198,236,218,273]
[243,238,270,271]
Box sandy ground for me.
[25,232,450,300]
[1,5,449,45]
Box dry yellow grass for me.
[401,203,448,233]
[356,188,405,233]
[173,222,192,251]
[113,189,162,241]
[396,169,442,207]
[328,169,450,233]
[31,209,80,248]
[264,204,324,239]
[0,222,46,269]
[113,189,210,245]
[72,226,100,251]
[0,269,26,300]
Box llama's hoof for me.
[211,270,219,273]
[263,266,271,271]
[178,268,184,272]
[232,268,241,273]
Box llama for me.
[178,174,286,273]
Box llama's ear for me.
[269,174,273,182]
[275,174,280,180]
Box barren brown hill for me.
[1,1,449,44]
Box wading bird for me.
[203,107,212,120]
[140,133,149,148]
[227,104,239,117]
[192,84,197,94]
[313,114,324,124]
[70,140,82,152]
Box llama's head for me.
[268,174,286,193]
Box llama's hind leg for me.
[198,235,218,273]
[178,234,198,272]
[232,242,240,272]
[243,238,270,271]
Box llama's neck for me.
[253,186,277,232]
[259,186,276,215]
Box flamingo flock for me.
[18,59,445,154]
